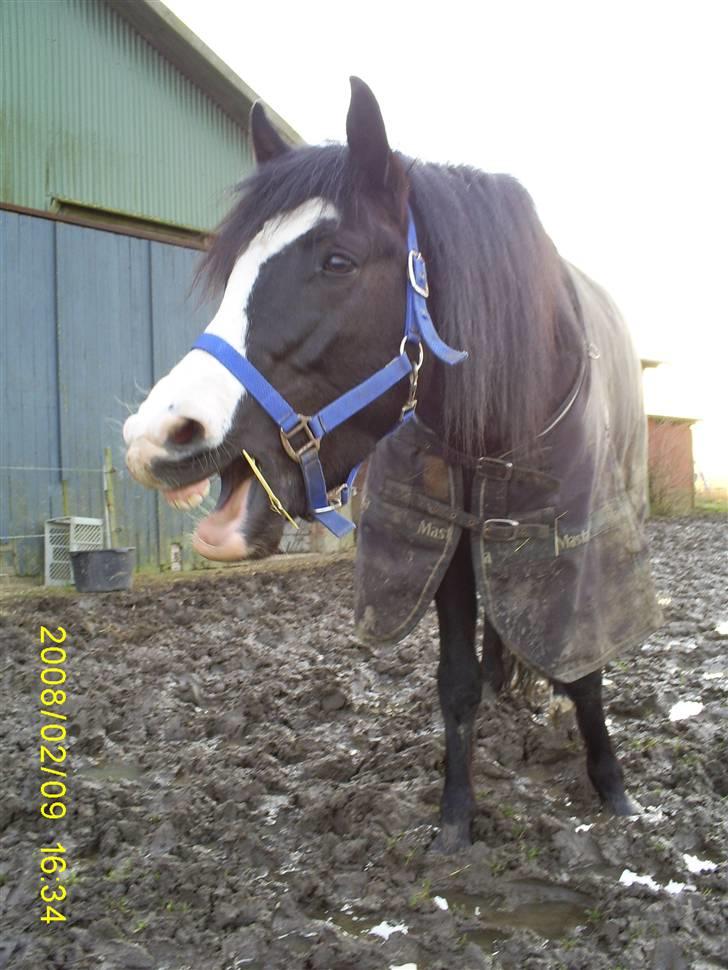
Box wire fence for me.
[1,464,114,543]
[0,464,127,474]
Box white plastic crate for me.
[278,518,314,554]
[44,517,104,586]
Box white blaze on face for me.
[123,198,338,485]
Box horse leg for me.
[482,612,507,694]
[431,535,481,853]
[557,670,638,815]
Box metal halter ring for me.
[400,337,424,372]
[400,339,424,418]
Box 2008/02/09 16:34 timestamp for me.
[38,625,70,925]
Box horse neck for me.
[416,271,583,459]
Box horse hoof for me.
[430,823,472,854]
[607,792,642,816]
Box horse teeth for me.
[165,480,210,511]
[171,494,204,511]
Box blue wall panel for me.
[0,212,61,574]
[1,210,219,577]
[149,241,218,569]
[55,222,159,569]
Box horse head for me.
[123,79,413,560]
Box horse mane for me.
[407,161,568,454]
[200,145,572,455]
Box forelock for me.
[199,145,355,293]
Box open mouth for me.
[161,456,284,561]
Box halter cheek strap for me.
[192,207,467,537]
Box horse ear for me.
[250,101,291,164]
[346,77,392,187]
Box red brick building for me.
[647,414,697,514]
[641,361,697,515]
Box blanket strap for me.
[382,482,554,541]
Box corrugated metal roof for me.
[107,0,301,146]
[0,0,284,230]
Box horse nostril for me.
[167,418,205,449]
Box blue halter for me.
[192,208,467,537]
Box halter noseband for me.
[192,208,467,537]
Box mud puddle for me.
[76,761,144,782]
[2,516,726,969]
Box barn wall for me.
[0,209,218,576]
[0,0,252,230]
[647,417,695,515]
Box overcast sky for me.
[167,0,726,480]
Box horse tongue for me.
[162,479,210,510]
[192,478,252,561]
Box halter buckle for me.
[280,415,321,462]
[408,250,430,298]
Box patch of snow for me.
[684,853,718,874]
[260,794,289,825]
[433,896,449,911]
[664,880,691,895]
[389,964,418,970]
[669,701,704,721]
[619,869,661,891]
[575,823,593,833]
[620,869,695,894]
[369,921,408,941]
[716,621,728,636]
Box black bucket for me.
[70,548,135,592]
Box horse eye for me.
[323,253,356,275]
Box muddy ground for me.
[1,516,726,970]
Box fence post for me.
[103,448,120,546]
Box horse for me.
[123,78,661,852]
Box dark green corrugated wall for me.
[0,0,253,230]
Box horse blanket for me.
[354,266,662,682]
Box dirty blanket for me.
[354,266,662,682]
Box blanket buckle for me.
[483,517,520,541]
